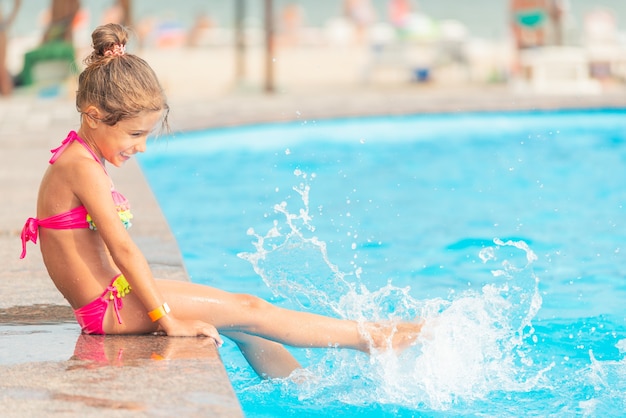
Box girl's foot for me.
[360,320,424,354]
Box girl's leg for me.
[112,279,422,380]
[156,280,422,353]
[157,280,365,349]
[221,331,302,379]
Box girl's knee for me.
[233,293,276,332]
[236,293,272,312]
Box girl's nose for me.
[135,140,147,153]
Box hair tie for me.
[104,44,125,57]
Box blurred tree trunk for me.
[234,0,245,85]
[264,0,274,93]
[0,0,21,95]
[42,0,80,44]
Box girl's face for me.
[95,111,164,167]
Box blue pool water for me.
[138,109,626,417]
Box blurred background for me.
[2,0,626,100]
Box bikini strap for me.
[20,206,90,259]
[49,131,107,174]
[20,217,39,259]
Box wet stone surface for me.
[0,304,75,324]
[0,326,242,417]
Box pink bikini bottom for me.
[73,274,130,334]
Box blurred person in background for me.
[343,0,377,44]
[277,3,304,47]
[41,0,80,44]
[510,0,548,50]
[102,0,132,27]
[0,0,20,95]
[510,0,548,76]
[15,0,80,87]
[388,0,412,39]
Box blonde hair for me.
[76,23,169,128]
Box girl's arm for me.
[72,158,222,343]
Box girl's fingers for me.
[198,322,223,347]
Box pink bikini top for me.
[20,131,133,259]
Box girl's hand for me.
[158,316,223,347]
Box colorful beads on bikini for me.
[111,274,132,299]
[118,207,133,229]
[85,207,133,231]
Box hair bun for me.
[85,23,129,64]
[77,22,168,129]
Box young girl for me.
[20,23,423,379]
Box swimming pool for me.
[138,109,626,417]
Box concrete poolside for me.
[2,59,626,416]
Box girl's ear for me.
[82,106,103,128]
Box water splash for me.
[237,171,551,412]
[282,248,551,412]
[238,169,356,316]
[579,345,626,415]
